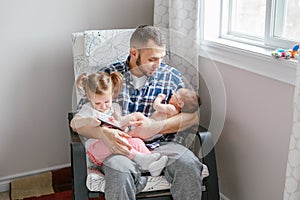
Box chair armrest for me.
[70,133,89,200]
[68,112,89,200]
[198,131,220,200]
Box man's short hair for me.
[130,25,166,49]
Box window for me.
[202,0,298,85]
[273,0,300,43]
[207,0,300,49]
[226,0,299,48]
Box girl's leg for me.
[127,138,151,154]
[87,140,112,165]
[127,138,168,176]
[88,138,168,176]
[87,138,152,165]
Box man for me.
[75,25,203,200]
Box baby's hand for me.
[157,93,166,99]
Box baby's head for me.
[76,71,123,113]
[169,88,201,113]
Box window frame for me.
[221,0,298,50]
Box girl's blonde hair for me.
[76,71,123,98]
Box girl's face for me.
[87,91,112,114]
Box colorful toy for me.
[271,44,299,59]
[291,44,299,59]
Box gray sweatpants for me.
[101,142,203,200]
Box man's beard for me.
[136,54,148,77]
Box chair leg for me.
[71,142,89,200]
[198,132,220,200]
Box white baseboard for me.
[0,181,10,192]
[220,192,230,200]
[0,163,71,192]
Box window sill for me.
[199,38,298,85]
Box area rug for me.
[10,172,54,200]
[10,167,105,200]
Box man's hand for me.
[100,127,132,155]
[124,112,164,140]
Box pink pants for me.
[87,138,151,166]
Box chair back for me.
[72,29,134,79]
[72,29,200,106]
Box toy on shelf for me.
[271,44,299,59]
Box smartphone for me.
[97,112,123,131]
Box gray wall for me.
[199,57,293,200]
[0,0,153,180]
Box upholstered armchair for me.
[69,29,219,200]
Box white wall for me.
[199,57,294,200]
[0,0,153,181]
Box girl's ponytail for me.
[110,71,123,98]
[76,73,89,96]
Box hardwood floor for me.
[51,167,72,192]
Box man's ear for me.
[130,48,138,58]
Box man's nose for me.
[153,59,162,68]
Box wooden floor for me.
[51,167,72,192]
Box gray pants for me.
[101,142,203,200]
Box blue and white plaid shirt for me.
[77,56,185,117]
[102,56,185,117]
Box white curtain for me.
[284,58,300,200]
[154,0,201,148]
[154,0,200,90]
[154,0,224,157]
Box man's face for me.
[132,40,166,77]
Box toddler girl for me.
[71,71,168,176]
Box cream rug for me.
[10,172,54,200]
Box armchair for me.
[69,29,220,200]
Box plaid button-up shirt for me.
[102,56,185,117]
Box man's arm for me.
[157,111,199,134]
[127,111,199,140]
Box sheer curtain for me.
[154,0,226,156]
[154,0,202,148]
[154,0,200,90]
[284,58,300,200]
